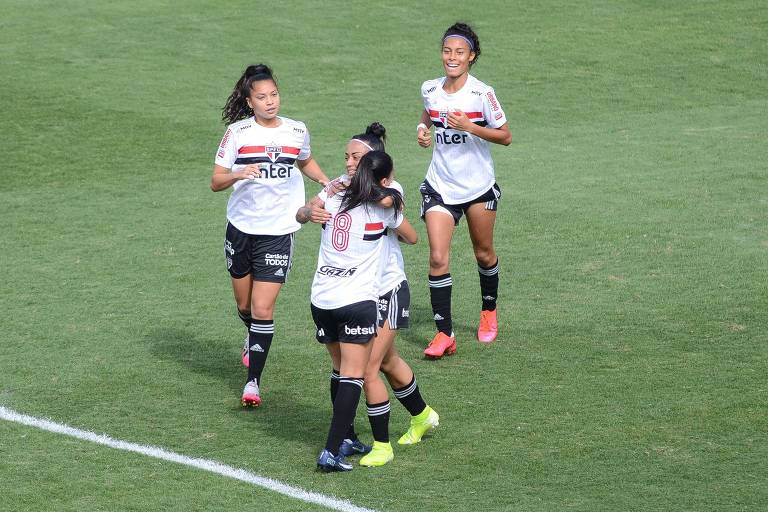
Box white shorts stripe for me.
[388,282,400,329]
[285,232,295,280]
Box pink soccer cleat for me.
[477,310,498,343]
[241,379,261,407]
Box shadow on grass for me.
[145,326,328,449]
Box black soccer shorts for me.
[311,300,378,344]
[377,280,410,330]
[225,222,293,283]
[419,180,501,225]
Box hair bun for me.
[365,122,386,141]
[245,64,272,78]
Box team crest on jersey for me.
[265,146,282,162]
[439,111,449,125]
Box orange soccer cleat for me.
[423,331,456,359]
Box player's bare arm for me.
[210,164,263,192]
[447,112,512,146]
[297,156,330,187]
[395,216,418,245]
[296,195,330,224]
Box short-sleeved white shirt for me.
[215,116,311,235]
[310,191,403,309]
[421,74,507,204]
[379,180,407,294]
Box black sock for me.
[366,400,391,443]
[330,369,358,441]
[478,259,499,311]
[247,320,273,384]
[392,374,427,417]
[237,309,253,330]
[325,377,363,454]
[429,273,453,335]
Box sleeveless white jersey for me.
[215,116,311,235]
[379,180,407,294]
[421,74,507,204]
[311,191,403,309]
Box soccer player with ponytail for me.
[299,124,439,467]
[304,151,418,472]
[211,64,329,407]
[416,22,512,358]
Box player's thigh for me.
[465,202,497,259]
[231,275,253,312]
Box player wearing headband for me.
[302,151,418,472]
[416,22,512,358]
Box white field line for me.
[0,406,378,512]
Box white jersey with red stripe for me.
[311,191,403,309]
[215,116,311,235]
[379,180,407,294]
[421,74,507,204]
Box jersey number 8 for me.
[332,212,352,252]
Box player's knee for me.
[474,247,496,267]
[429,252,450,272]
[363,365,380,382]
[250,304,274,320]
[379,355,398,375]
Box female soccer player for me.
[416,22,512,358]
[211,64,329,407]
[299,124,439,467]
[305,151,418,472]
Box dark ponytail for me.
[221,64,277,124]
[442,22,481,66]
[339,151,402,218]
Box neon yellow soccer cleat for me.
[359,441,394,467]
[397,406,439,445]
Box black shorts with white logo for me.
[419,180,501,225]
[311,300,378,344]
[224,222,294,282]
[377,280,410,330]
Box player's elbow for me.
[501,132,512,146]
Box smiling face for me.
[442,36,475,79]
[246,79,280,124]
[344,139,370,176]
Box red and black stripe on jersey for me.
[234,145,301,165]
[363,222,386,241]
[427,110,488,129]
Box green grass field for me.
[1,1,766,510]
